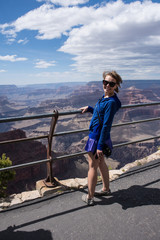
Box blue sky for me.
[0,0,160,86]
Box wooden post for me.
[44,110,59,187]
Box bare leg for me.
[98,157,110,191]
[87,152,99,199]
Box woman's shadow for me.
[0,227,53,240]
[96,180,160,210]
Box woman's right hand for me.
[79,106,88,113]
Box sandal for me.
[82,194,94,206]
[94,189,111,196]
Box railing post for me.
[44,110,59,187]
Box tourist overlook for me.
[0,81,160,239]
[1,0,160,238]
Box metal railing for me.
[0,102,160,187]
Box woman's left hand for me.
[79,106,88,113]
[96,149,103,159]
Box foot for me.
[82,194,94,206]
[94,188,111,196]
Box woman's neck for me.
[104,92,115,98]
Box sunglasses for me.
[102,80,116,88]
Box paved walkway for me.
[0,160,160,240]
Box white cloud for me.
[36,0,89,6]
[0,3,94,40]
[0,69,7,73]
[17,38,29,45]
[0,55,28,62]
[35,59,56,68]
[7,38,16,44]
[14,5,92,40]
[59,0,160,76]
[0,23,17,37]
[1,0,160,79]
[31,69,93,83]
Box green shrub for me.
[0,153,16,198]
[108,166,112,170]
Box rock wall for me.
[0,129,47,194]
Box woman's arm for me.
[97,101,117,150]
[80,106,94,114]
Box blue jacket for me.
[87,94,121,150]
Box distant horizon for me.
[0,79,160,88]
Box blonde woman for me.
[80,71,122,206]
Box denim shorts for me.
[85,138,98,154]
[85,137,112,154]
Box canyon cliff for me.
[0,80,160,194]
[0,130,47,194]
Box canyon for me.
[0,80,160,195]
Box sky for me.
[0,0,160,86]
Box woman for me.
[80,70,122,206]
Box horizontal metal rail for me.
[113,134,160,148]
[0,102,160,123]
[0,135,48,145]
[0,110,81,123]
[121,101,160,109]
[53,116,160,136]
[0,134,160,173]
[0,116,160,145]
[112,116,160,128]
[0,158,51,172]
[0,101,160,173]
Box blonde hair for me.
[103,70,122,93]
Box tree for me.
[0,153,16,198]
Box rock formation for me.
[0,129,47,194]
[0,81,160,195]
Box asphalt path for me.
[0,159,160,240]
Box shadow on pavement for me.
[96,179,160,209]
[1,179,159,239]
[0,227,53,240]
[1,204,89,232]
